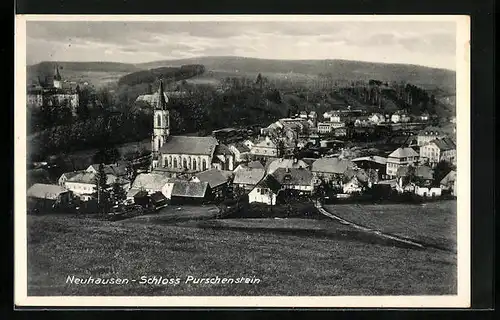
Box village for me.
[27,74,458,219]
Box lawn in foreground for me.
[324,200,457,251]
[27,212,456,296]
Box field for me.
[323,201,457,251]
[27,202,457,296]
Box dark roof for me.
[311,158,355,174]
[171,181,209,198]
[271,168,314,186]
[194,169,231,188]
[255,175,282,193]
[160,136,218,156]
[430,137,456,151]
[396,165,434,180]
[233,142,250,153]
[247,160,265,169]
[150,191,167,203]
[233,168,266,185]
[214,144,233,156]
[418,126,445,136]
[440,170,456,185]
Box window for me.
[183,158,188,169]
[202,159,207,171]
[156,114,161,127]
[173,158,178,168]
[193,158,197,171]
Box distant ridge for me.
[28,56,456,91]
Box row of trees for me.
[94,163,127,214]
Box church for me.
[150,80,234,174]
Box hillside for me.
[137,56,456,92]
[28,56,456,93]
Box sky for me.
[26,20,457,70]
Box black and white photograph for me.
[14,15,470,307]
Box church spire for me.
[54,64,62,81]
[156,78,167,110]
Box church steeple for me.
[54,64,62,81]
[151,78,170,170]
[156,78,168,110]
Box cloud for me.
[26,20,457,69]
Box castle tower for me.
[53,65,62,89]
[151,79,170,169]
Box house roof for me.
[440,170,457,185]
[126,188,142,198]
[271,168,314,186]
[194,169,232,188]
[352,156,387,165]
[88,163,128,176]
[214,144,233,156]
[267,158,309,174]
[253,138,277,149]
[131,173,171,191]
[388,147,419,158]
[233,168,266,185]
[255,175,282,194]
[247,160,265,169]
[418,126,445,136]
[311,158,355,174]
[150,191,167,203]
[159,135,218,156]
[396,165,434,180]
[171,181,209,198]
[429,137,456,151]
[27,183,69,200]
[66,172,126,185]
[60,170,86,181]
[233,142,250,153]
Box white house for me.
[250,136,278,158]
[126,172,171,202]
[64,172,130,201]
[419,137,456,166]
[386,147,419,178]
[248,176,280,205]
[229,143,251,163]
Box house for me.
[229,142,251,163]
[440,170,457,196]
[233,168,266,191]
[126,172,171,202]
[417,127,447,146]
[250,136,278,158]
[234,160,265,172]
[317,122,333,134]
[248,175,281,205]
[266,158,309,175]
[311,157,356,184]
[242,139,255,150]
[369,113,385,125]
[150,191,168,209]
[395,165,434,191]
[391,113,401,123]
[212,144,235,171]
[299,111,308,119]
[170,181,210,205]
[271,168,315,194]
[330,113,342,123]
[27,183,72,210]
[58,170,86,187]
[342,168,379,193]
[354,116,371,127]
[419,137,456,166]
[386,147,419,178]
[64,172,130,201]
[352,156,388,179]
[191,169,233,200]
[419,113,430,121]
[333,127,347,137]
[86,163,131,179]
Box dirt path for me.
[315,202,426,250]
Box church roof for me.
[160,136,218,156]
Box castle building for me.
[27,64,79,113]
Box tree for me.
[93,147,121,164]
[95,163,110,213]
[433,160,454,186]
[111,181,127,204]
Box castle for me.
[27,65,80,113]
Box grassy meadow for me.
[27,202,457,296]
